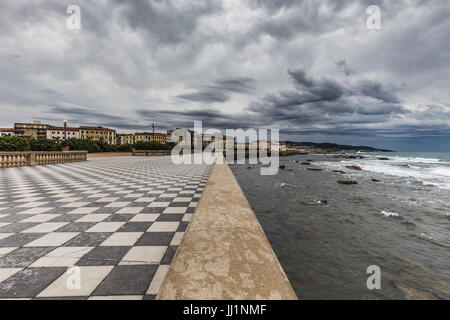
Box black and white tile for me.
[0,156,211,299]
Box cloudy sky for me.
[1,0,449,151]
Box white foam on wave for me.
[381,210,400,217]
[320,157,450,191]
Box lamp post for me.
[63,120,67,146]
[149,121,158,142]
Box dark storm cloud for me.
[249,68,408,129]
[176,77,256,103]
[336,60,355,77]
[135,108,257,130]
[1,0,450,151]
[176,91,230,103]
[111,0,222,44]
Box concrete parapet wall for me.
[157,157,298,300]
[132,150,172,156]
[0,151,87,168]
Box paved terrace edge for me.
[157,157,298,300]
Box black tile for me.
[92,265,157,296]
[50,214,84,222]
[0,233,43,247]
[169,202,190,207]
[0,247,54,268]
[156,214,184,222]
[63,232,112,247]
[56,222,97,232]
[0,222,39,233]
[0,215,29,223]
[76,246,131,266]
[0,267,66,298]
[140,207,165,214]
[117,222,152,232]
[33,296,88,300]
[177,222,189,232]
[135,232,174,246]
[103,214,133,222]
[186,207,196,214]
[161,245,178,265]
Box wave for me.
[381,210,400,217]
[321,157,450,191]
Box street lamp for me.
[63,120,67,145]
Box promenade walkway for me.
[0,156,211,299]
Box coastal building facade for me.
[47,126,80,140]
[14,121,49,138]
[0,128,15,136]
[118,132,166,145]
[79,126,117,145]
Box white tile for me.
[21,214,61,223]
[147,222,179,232]
[129,214,160,222]
[159,193,177,198]
[0,268,22,283]
[134,197,156,202]
[56,197,82,203]
[147,202,170,208]
[146,265,170,295]
[182,214,193,222]
[105,202,131,208]
[62,202,91,208]
[25,232,80,247]
[16,202,49,208]
[86,222,125,233]
[16,207,53,215]
[95,197,119,202]
[22,222,69,233]
[172,197,193,202]
[67,207,99,214]
[163,207,187,214]
[0,247,17,257]
[0,234,13,241]
[120,246,167,265]
[170,232,185,246]
[100,232,143,246]
[115,207,143,214]
[123,194,144,198]
[37,266,113,297]
[75,214,111,223]
[87,193,110,198]
[30,247,94,267]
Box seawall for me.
[157,157,297,300]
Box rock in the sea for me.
[346,165,362,171]
[307,168,323,171]
[338,180,358,185]
[332,170,346,174]
[371,179,381,182]
[279,165,286,170]
[301,162,311,165]
[378,157,390,160]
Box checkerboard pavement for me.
[0,156,211,300]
